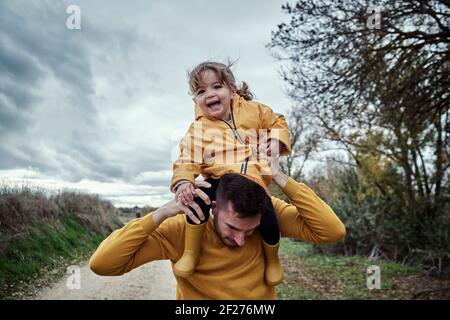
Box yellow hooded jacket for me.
[171,95,291,191]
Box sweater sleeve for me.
[272,177,346,243]
[171,122,203,191]
[258,103,291,156]
[89,214,183,276]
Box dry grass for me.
[0,183,123,297]
[0,184,121,241]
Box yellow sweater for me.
[171,95,292,191]
[89,178,346,300]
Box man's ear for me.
[211,201,216,209]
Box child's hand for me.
[267,139,281,157]
[175,181,196,206]
[258,135,281,160]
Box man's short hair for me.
[215,173,269,218]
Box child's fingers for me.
[259,138,268,151]
[258,139,268,149]
[182,185,194,198]
[178,191,189,206]
[186,190,194,202]
[176,191,183,203]
[182,192,193,206]
[258,143,268,160]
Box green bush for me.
[307,166,450,274]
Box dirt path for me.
[33,260,176,300]
[31,215,177,300]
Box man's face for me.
[212,201,261,248]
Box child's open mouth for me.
[207,101,221,108]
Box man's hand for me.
[258,134,288,188]
[267,139,281,157]
[267,156,288,188]
[153,181,211,225]
[257,134,283,159]
[257,133,269,161]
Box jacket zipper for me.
[220,108,245,144]
[219,108,256,172]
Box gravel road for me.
[34,260,176,300]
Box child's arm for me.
[258,103,292,156]
[171,122,203,204]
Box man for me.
[89,159,346,299]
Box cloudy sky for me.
[0,0,294,207]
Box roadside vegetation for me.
[277,239,450,300]
[0,184,122,299]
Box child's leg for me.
[258,199,284,286]
[174,178,219,278]
[258,200,280,245]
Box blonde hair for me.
[188,61,254,101]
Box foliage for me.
[269,0,449,272]
[278,239,450,300]
[0,183,122,297]
[306,163,450,273]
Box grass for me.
[0,217,110,299]
[0,183,122,299]
[276,239,448,300]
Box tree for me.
[268,0,450,268]
[280,109,320,181]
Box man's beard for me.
[212,213,237,248]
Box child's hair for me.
[188,61,254,101]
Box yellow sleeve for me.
[258,103,292,156]
[89,214,184,276]
[171,122,204,191]
[272,178,346,243]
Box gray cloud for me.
[0,1,93,143]
[0,0,294,205]
[0,0,161,183]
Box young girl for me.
[171,61,291,286]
